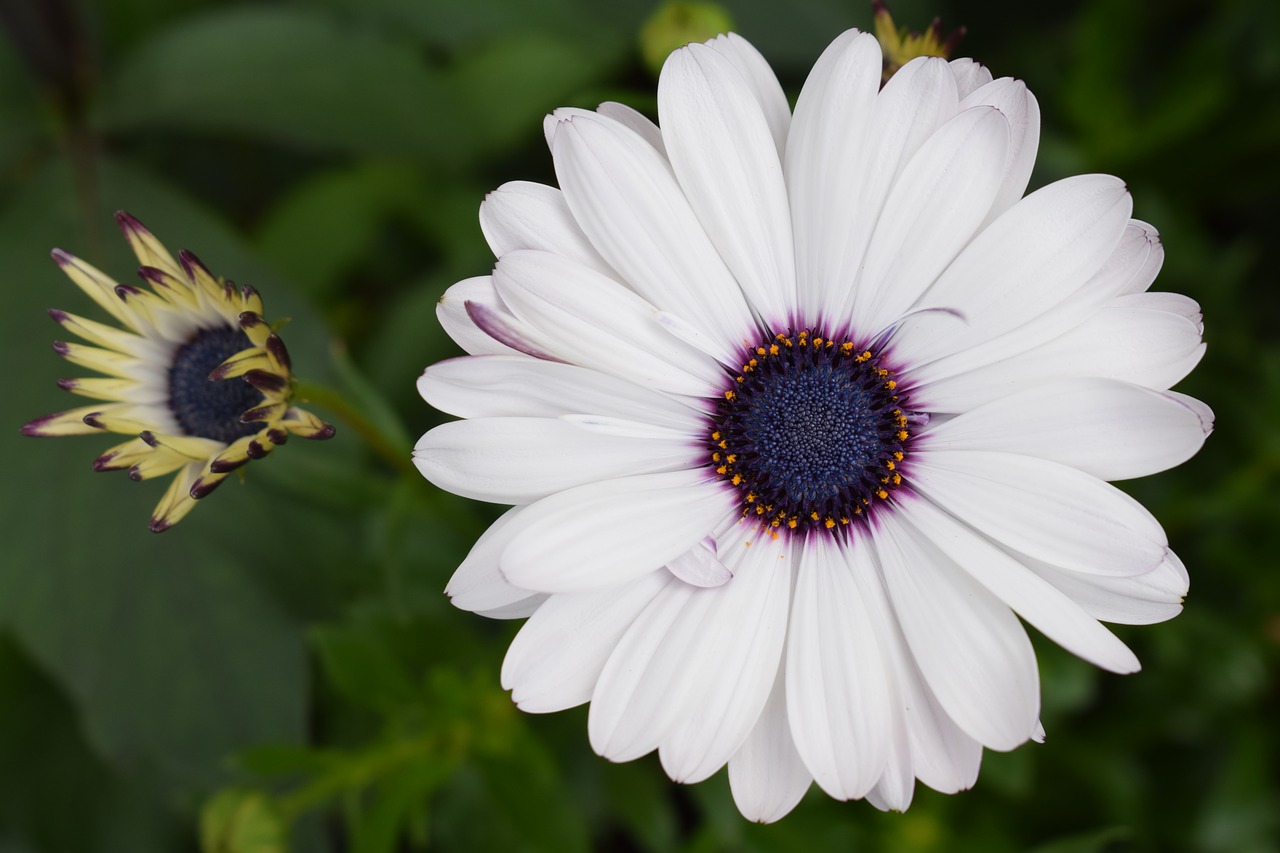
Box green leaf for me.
[311,615,418,714]
[255,163,426,303]
[200,790,288,853]
[1028,826,1131,853]
[95,7,462,163]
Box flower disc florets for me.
[711,330,908,533]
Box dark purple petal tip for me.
[137,266,170,285]
[178,249,213,280]
[139,431,160,447]
[209,456,248,474]
[189,477,223,500]
[92,452,118,471]
[56,378,77,391]
[114,211,149,235]
[309,423,337,441]
[243,369,288,393]
[238,311,265,329]
[266,428,288,446]
[245,440,266,460]
[48,308,69,324]
[148,517,172,533]
[50,248,73,267]
[115,284,143,300]
[127,465,144,482]
[20,415,54,436]
[265,335,292,369]
[82,412,105,429]
[51,341,70,356]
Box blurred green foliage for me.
[0,0,1276,850]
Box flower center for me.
[169,325,263,444]
[709,330,911,534]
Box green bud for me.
[200,789,288,853]
[640,2,735,76]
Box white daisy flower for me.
[414,30,1211,822]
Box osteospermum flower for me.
[23,212,334,532]
[414,30,1211,821]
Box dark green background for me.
[0,0,1275,850]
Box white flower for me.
[414,30,1211,822]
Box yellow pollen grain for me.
[886,380,897,389]
[886,460,895,470]
[898,430,909,440]
[717,466,728,475]
[769,344,780,356]
[712,452,721,462]
[893,474,902,485]
[731,473,742,485]
[726,454,737,463]
[788,518,797,529]
[824,518,836,529]
[840,342,854,354]
[894,451,904,461]
[756,347,767,356]
[810,511,820,521]
[877,489,889,499]
[746,492,756,503]
[724,390,735,400]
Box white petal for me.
[904,219,1163,397]
[915,304,1206,412]
[960,78,1040,223]
[587,579,700,762]
[476,597,547,620]
[949,57,993,99]
[500,469,735,593]
[919,378,1212,480]
[493,249,724,396]
[908,450,1168,575]
[1113,220,1165,295]
[728,656,813,823]
[1027,552,1189,625]
[596,101,666,155]
[445,507,544,614]
[785,534,891,799]
[502,570,674,712]
[785,30,883,325]
[899,499,1141,673]
[851,105,1011,335]
[659,526,792,783]
[873,509,1040,751]
[666,537,732,588]
[479,181,613,275]
[551,114,756,355]
[1113,290,1202,326]
[413,417,697,505]
[659,43,796,326]
[419,355,705,430]
[830,56,960,325]
[435,276,522,356]
[704,33,791,157]
[891,174,1132,367]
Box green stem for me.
[294,379,417,479]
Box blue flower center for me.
[169,325,263,444]
[709,330,910,534]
